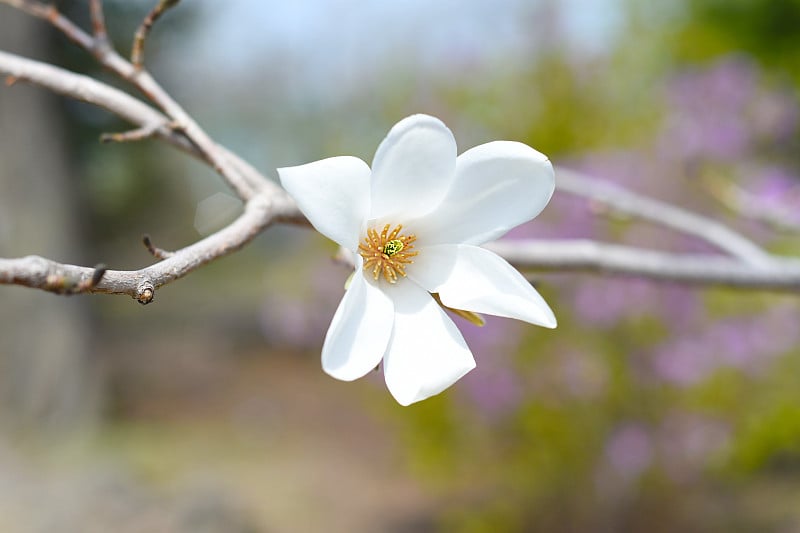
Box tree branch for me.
[0,50,190,150]
[0,0,256,200]
[131,0,181,69]
[1,1,798,304]
[488,239,800,290]
[704,175,800,233]
[0,1,96,51]
[88,0,109,46]
[555,168,773,266]
[0,50,293,205]
[0,197,290,303]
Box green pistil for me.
[383,239,404,257]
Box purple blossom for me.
[605,423,653,480]
[651,303,800,386]
[657,413,730,482]
[659,55,797,163]
[661,57,758,161]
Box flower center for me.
[358,223,418,284]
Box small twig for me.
[555,167,774,267]
[704,175,800,233]
[0,51,186,146]
[100,122,164,144]
[1,0,257,200]
[0,51,294,205]
[131,0,181,70]
[37,262,107,295]
[76,263,108,291]
[0,197,279,302]
[88,0,109,46]
[0,1,96,51]
[142,234,174,259]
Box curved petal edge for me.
[322,269,395,381]
[410,244,557,329]
[278,156,371,250]
[369,114,457,221]
[382,281,476,406]
[413,141,555,246]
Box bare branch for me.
[0,1,96,51]
[0,50,185,147]
[0,51,294,206]
[100,122,165,144]
[131,0,181,69]
[2,3,798,303]
[0,198,287,303]
[555,167,773,266]
[88,0,109,46]
[130,70,258,200]
[1,1,257,200]
[704,175,800,233]
[142,234,174,260]
[487,239,800,291]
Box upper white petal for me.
[278,156,370,250]
[382,281,476,406]
[412,141,554,246]
[369,114,457,221]
[409,244,557,328]
[322,268,394,381]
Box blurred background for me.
[1,0,799,531]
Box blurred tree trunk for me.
[0,12,100,431]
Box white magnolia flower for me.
[278,114,556,406]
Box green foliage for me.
[675,0,800,78]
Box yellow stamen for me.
[358,223,418,284]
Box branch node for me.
[76,263,107,291]
[44,273,71,293]
[142,234,174,259]
[44,3,59,24]
[136,280,155,305]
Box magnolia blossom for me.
[278,114,556,405]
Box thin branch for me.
[78,263,108,291]
[100,122,164,144]
[0,50,186,148]
[0,198,279,303]
[142,234,174,260]
[1,0,257,201]
[130,70,258,200]
[0,51,294,206]
[555,167,774,267]
[0,1,95,51]
[704,175,800,233]
[131,0,181,69]
[2,2,798,302]
[487,239,800,291]
[88,0,109,46]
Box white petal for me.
[322,268,394,381]
[382,281,476,406]
[369,114,457,221]
[278,156,370,250]
[413,141,554,246]
[409,244,557,328]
